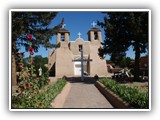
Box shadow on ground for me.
[65,77,98,84]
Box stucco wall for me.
[48,50,56,70]
[56,47,74,77]
[69,38,90,56]
[89,43,108,77]
[48,28,108,78]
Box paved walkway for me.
[62,77,113,108]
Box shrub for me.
[12,79,67,108]
[15,34,50,102]
[99,78,149,108]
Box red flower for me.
[36,77,39,80]
[17,52,24,57]
[18,63,23,68]
[28,48,34,55]
[16,83,19,86]
[30,52,34,55]
[27,34,32,40]
[25,83,29,88]
[20,86,25,91]
[36,91,39,94]
[38,102,42,106]
[32,59,35,63]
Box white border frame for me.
[9,9,151,111]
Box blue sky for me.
[19,12,145,59]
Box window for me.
[61,33,65,41]
[94,32,98,40]
[79,45,83,52]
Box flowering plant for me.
[13,34,50,108]
[12,79,67,108]
[27,34,32,40]
[12,32,66,108]
[28,48,34,55]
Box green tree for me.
[110,52,126,66]
[125,57,133,68]
[31,55,48,75]
[12,12,62,85]
[23,55,48,76]
[119,57,126,68]
[98,12,148,81]
[118,57,133,68]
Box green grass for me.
[12,79,67,108]
[99,78,149,109]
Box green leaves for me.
[12,12,60,56]
[98,12,149,81]
[99,78,149,108]
[12,79,67,108]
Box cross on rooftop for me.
[62,23,66,28]
[78,32,82,38]
[91,21,97,28]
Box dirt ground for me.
[121,81,149,93]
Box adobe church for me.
[48,22,108,78]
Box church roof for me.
[87,27,101,33]
[57,28,70,34]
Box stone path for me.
[62,77,113,108]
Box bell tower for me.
[87,21,102,45]
[56,23,70,44]
[87,21,108,77]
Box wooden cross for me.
[72,47,92,81]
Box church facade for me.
[48,24,108,78]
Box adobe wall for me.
[48,50,56,70]
[55,46,74,78]
[49,28,108,78]
[89,43,108,77]
[69,38,90,56]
